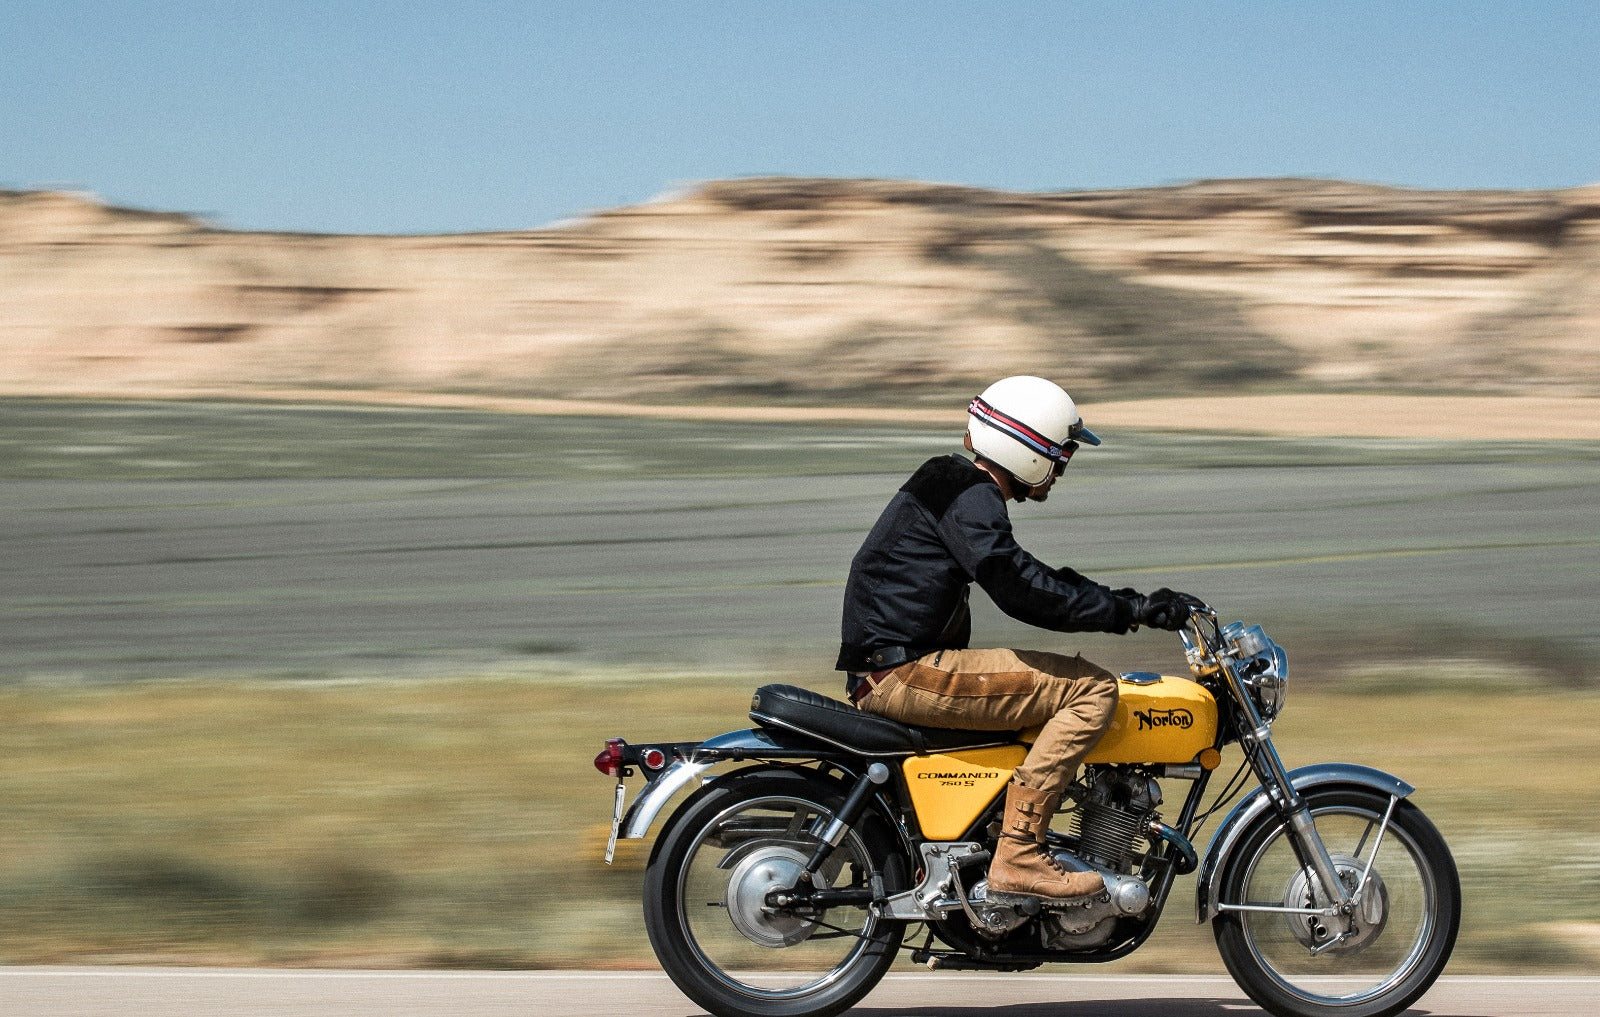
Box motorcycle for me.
[593,607,1460,1017]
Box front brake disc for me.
[1283,853,1390,955]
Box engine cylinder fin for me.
[1072,802,1145,870]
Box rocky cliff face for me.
[3,177,1597,404]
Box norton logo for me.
[1134,708,1194,731]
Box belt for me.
[847,667,898,705]
[866,645,915,670]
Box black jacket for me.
[836,454,1133,672]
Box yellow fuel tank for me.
[1013,673,1218,765]
[1080,673,1218,764]
[902,676,1218,839]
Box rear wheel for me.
[1214,788,1460,1017]
[643,769,907,1017]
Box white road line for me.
[1,969,1595,985]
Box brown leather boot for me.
[987,782,1104,904]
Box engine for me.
[966,766,1161,948]
[1064,766,1163,873]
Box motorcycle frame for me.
[613,610,1415,964]
[617,726,1221,967]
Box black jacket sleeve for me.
[936,482,1133,634]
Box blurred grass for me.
[1,669,1596,970]
[0,673,733,966]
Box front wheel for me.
[1214,788,1460,1017]
[642,769,907,1017]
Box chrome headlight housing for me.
[1222,622,1289,722]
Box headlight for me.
[1246,643,1289,722]
[1223,623,1290,722]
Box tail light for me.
[594,738,627,777]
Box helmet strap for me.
[971,454,1030,503]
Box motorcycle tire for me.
[643,768,907,1017]
[1214,787,1461,1017]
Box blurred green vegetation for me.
[1,672,1595,970]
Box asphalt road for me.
[5,455,1599,681]
[2,969,1594,1017]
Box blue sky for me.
[4,1,1598,234]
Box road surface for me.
[1,969,1593,1017]
[8,456,1600,680]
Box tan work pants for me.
[859,647,1118,795]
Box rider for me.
[839,375,1202,906]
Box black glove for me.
[1124,588,1206,631]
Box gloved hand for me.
[1123,588,1207,631]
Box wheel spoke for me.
[678,795,882,996]
[1353,819,1375,860]
[1217,793,1457,1014]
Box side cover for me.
[902,745,1027,839]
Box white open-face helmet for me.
[967,376,1101,487]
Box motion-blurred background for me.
[2,1,1597,973]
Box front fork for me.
[1207,635,1391,948]
[1223,725,1400,952]
[1247,722,1354,914]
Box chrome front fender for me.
[1196,762,1414,922]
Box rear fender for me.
[619,727,865,843]
[621,757,714,840]
[1196,762,1414,922]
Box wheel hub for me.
[725,845,829,948]
[1284,853,1390,954]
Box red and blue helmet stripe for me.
[968,395,1100,461]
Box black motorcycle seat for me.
[749,683,1019,757]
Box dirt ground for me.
[7,385,1600,440]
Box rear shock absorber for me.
[799,762,891,884]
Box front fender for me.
[1196,762,1414,922]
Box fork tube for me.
[1224,660,1352,908]
[1284,807,1351,909]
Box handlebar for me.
[1178,605,1224,672]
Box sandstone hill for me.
[3,177,1598,407]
